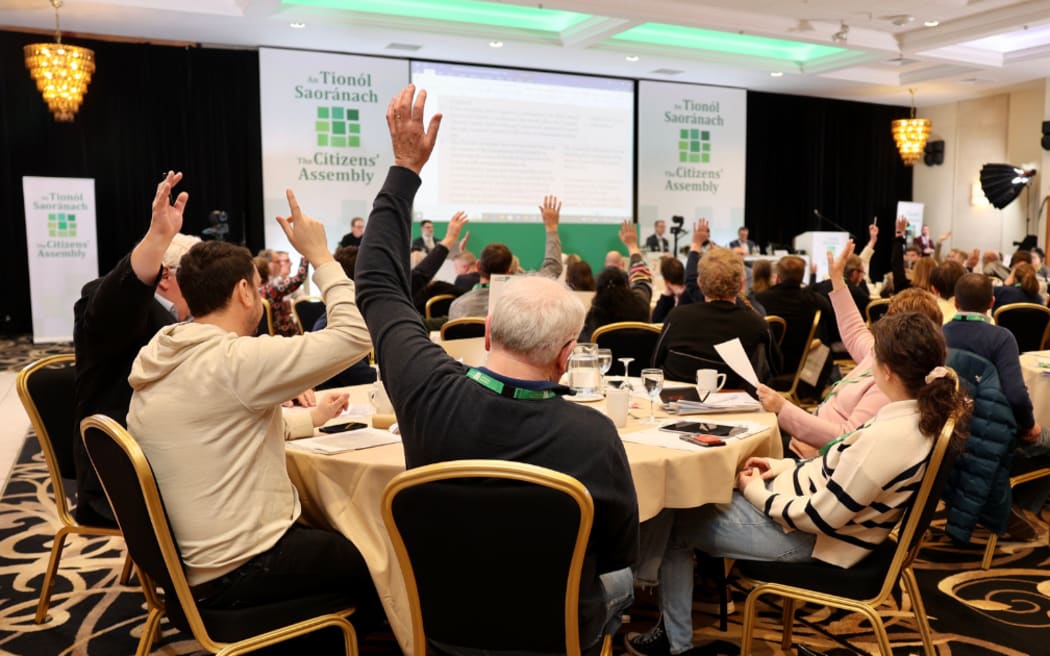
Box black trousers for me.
[195,523,383,650]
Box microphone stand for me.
[813,209,854,240]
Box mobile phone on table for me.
[659,421,746,437]
[318,421,368,434]
[680,434,726,447]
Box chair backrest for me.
[865,298,891,326]
[783,310,822,399]
[257,298,274,336]
[440,317,486,340]
[16,354,77,523]
[992,302,1050,352]
[425,294,457,320]
[79,414,225,652]
[764,315,787,348]
[293,296,326,333]
[382,460,594,656]
[591,321,662,376]
[871,416,956,601]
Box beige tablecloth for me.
[1021,351,1050,428]
[284,384,781,653]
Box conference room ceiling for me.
[4,0,1050,106]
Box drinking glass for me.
[618,357,635,394]
[597,348,613,390]
[640,368,664,424]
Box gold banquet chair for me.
[382,460,613,656]
[440,317,486,340]
[992,302,1050,352]
[292,296,325,333]
[865,298,892,327]
[16,354,133,624]
[591,321,662,377]
[770,310,823,406]
[425,293,457,320]
[764,315,787,348]
[256,298,274,336]
[80,415,358,656]
[738,417,957,656]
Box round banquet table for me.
[283,384,782,653]
[1020,350,1050,428]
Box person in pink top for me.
[756,242,944,458]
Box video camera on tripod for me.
[669,215,687,253]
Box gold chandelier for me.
[891,88,931,166]
[24,0,95,122]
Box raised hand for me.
[868,222,878,245]
[386,84,442,175]
[618,220,640,255]
[539,195,562,232]
[150,170,188,241]
[895,216,908,237]
[441,211,469,249]
[827,239,855,290]
[938,230,952,243]
[276,188,333,267]
[458,231,470,253]
[691,218,711,251]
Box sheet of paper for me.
[287,429,401,455]
[714,338,759,388]
[620,421,766,452]
[338,403,375,419]
[669,392,761,415]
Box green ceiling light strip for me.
[282,0,591,32]
[612,23,846,62]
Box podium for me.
[794,231,850,281]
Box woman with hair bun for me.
[993,262,1045,310]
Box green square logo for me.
[314,106,361,148]
[47,212,77,237]
[678,129,711,164]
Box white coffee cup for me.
[605,388,630,428]
[696,369,726,402]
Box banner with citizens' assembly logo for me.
[637,80,747,247]
[259,48,409,254]
[22,176,98,342]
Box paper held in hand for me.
[713,338,759,388]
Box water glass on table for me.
[640,368,664,424]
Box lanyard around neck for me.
[952,313,991,324]
[466,368,556,400]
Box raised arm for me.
[620,221,653,305]
[538,195,564,278]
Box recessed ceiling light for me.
[289,21,306,29]
[625,55,639,62]
[770,71,783,77]
[924,20,940,27]
[489,40,504,48]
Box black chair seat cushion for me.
[736,539,897,601]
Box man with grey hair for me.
[355,85,639,652]
[73,171,199,524]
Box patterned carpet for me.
[2,429,1049,655]
[0,336,73,372]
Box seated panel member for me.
[646,220,670,253]
[728,225,757,255]
[355,85,639,652]
[127,191,380,625]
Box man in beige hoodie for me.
[127,189,380,629]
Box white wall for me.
[913,79,1048,257]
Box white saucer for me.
[567,393,604,403]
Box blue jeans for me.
[658,493,817,654]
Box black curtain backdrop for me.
[2,29,913,337]
[1,30,263,336]
[744,90,913,279]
